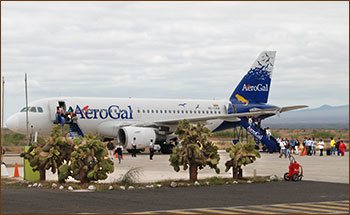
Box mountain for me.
[263,104,349,129]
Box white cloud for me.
[1,1,349,123]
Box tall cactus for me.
[225,142,261,180]
[169,120,220,183]
[20,124,73,182]
[58,134,114,184]
[21,124,114,184]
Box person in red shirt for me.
[339,141,346,156]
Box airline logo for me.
[247,125,263,140]
[75,105,133,120]
[235,94,249,106]
[242,84,269,92]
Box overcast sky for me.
[1,1,349,123]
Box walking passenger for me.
[311,137,317,155]
[325,140,331,156]
[149,139,155,160]
[279,138,286,158]
[266,127,271,140]
[106,140,114,159]
[115,143,123,163]
[290,138,295,154]
[295,139,300,155]
[131,137,137,157]
[330,137,336,155]
[318,139,324,156]
[339,141,346,156]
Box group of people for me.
[55,106,76,125]
[277,137,347,158]
[106,138,155,164]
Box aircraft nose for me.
[6,114,19,133]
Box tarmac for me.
[2,151,349,184]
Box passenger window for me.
[164,110,167,113]
[218,111,221,114]
[137,110,140,113]
[214,111,217,114]
[181,110,184,114]
[151,110,154,113]
[142,110,145,113]
[185,110,188,114]
[177,110,180,114]
[156,110,158,113]
[169,110,171,113]
[30,107,37,112]
[147,110,150,113]
[190,110,192,114]
[206,111,209,114]
[210,111,213,114]
[194,111,196,114]
[160,110,163,114]
[202,110,205,114]
[37,107,43,113]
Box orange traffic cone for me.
[300,148,304,156]
[13,162,20,177]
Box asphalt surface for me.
[1,181,349,214]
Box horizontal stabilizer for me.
[280,105,308,113]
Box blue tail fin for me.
[230,51,276,105]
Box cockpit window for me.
[29,107,37,112]
[20,107,27,112]
[37,107,43,112]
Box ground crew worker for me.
[149,139,155,160]
[131,137,137,157]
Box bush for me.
[311,130,336,139]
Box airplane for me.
[6,51,307,154]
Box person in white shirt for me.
[131,137,137,157]
[318,139,325,156]
[149,139,155,160]
[266,127,271,140]
[279,138,286,158]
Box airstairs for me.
[238,117,278,152]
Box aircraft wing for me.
[153,110,276,125]
[279,105,308,113]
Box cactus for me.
[225,142,261,180]
[20,124,73,181]
[20,124,114,184]
[169,120,220,183]
[65,133,114,183]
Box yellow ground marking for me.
[253,205,314,214]
[223,207,275,214]
[321,201,350,207]
[163,210,197,214]
[274,204,342,213]
[311,204,349,211]
[192,208,237,214]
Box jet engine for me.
[117,127,158,149]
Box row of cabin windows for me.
[136,109,221,115]
[20,106,44,113]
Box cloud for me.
[1,1,349,123]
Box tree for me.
[20,124,73,182]
[58,133,114,184]
[225,142,261,180]
[169,120,220,183]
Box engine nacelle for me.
[117,127,156,150]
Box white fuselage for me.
[6,97,230,137]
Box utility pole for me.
[1,76,5,163]
[25,73,29,144]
